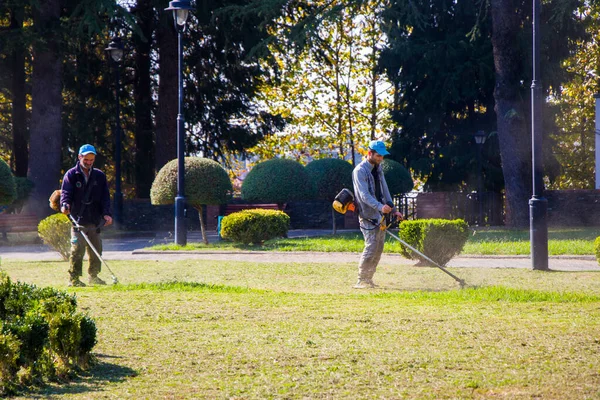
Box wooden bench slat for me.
[0,214,39,233]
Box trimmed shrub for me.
[241,159,314,206]
[151,157,232,207]
[151,157,233,244]
[0,272,96,395]
[398,219,469,266]
[0,158,17,206]
[38,214,72,261]
[594,237,600,265]
[221,209,290,244]
[381,159,414,196]
[305,158,354,201]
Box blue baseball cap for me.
[368,140,390,156]
[79,144,97,156]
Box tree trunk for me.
[133,0,155,198]
[155,10,178,171]
[197,205,208,245]
[27,0,63,217]
[10,6,28,177]
[490,0,531,227]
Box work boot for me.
[68,279,86,287]
[353,279,374,289]
[88,276,106,285]
[366,279,379,288]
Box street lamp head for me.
[474,130,487,145]
[165,0,194,30]
[105,36,124,63]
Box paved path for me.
[2,230,599,271]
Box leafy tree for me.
[132,0,155,198]
[241,158,314,208]
[248,0,394,164]
[305,158,354,233]
[487,0,583,226]
[182,1,285,162]
[379,0,497,192]
[547,4,600,189]
[381,159,413,196]
[0,158,17,206]
[150,157,233,244]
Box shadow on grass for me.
[19,354,136,398]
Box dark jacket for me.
[60,162,111,225]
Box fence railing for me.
[396,192,505,226]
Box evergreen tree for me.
[379,0,497,191]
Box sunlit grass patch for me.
[148,227,600,256]
[2,258,600,399]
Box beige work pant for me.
[357,224,386,281]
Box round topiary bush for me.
[220,209,290,244]
[381,159,414,196]
[241,158,314,206]
[305,158,354,201]
[0,158,17,206]
[151,157,233,243]
[38,214,72,260]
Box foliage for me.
[247,0,394,163]
[0,272,96,395]
[220,209,290,244]
[547,4,600,189]
[150,157,233,207]
[398,219,469,265]
[380,0,498,191]
[0,158,17,206]
[241,158,314,205]
[183,1,286,161]
[381,159,414,196]
[37,214,72,261]
[305,158,354,201]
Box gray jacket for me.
[352,159,394,225]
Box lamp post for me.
[165,0,194,246]
[530,0,549,270]
[474,130,487,225]
[105,36,124,228]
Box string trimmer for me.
[68,214,119,284]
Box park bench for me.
[0,213,39,240]
[223,203,281,216]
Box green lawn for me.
[2,257,600,399]
[150,227,600,256]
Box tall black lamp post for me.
[165,0,194,246]
[105,36,124,228]
[474,130,487,225]
[530,0,549,270]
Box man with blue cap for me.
[351,140,402,288]
[60,144,112,287]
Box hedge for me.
[398,219,469,266]
[220,209,290,244]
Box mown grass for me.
[2,257,600,399]
[149,227,600,256]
